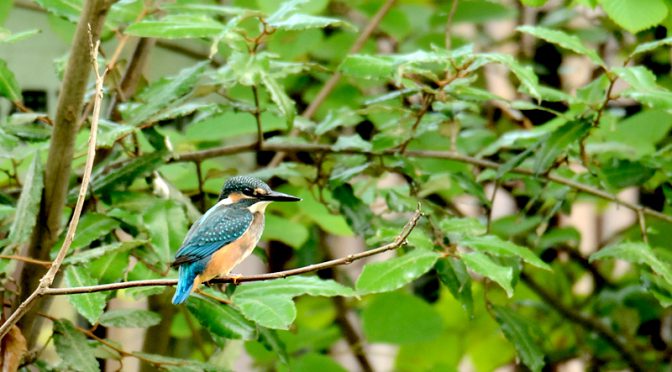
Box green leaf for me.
[260,73,296,127]
[599,158,655,189]
[0,59,21,102]
[64,266,106,324]
[123,62,206,127]
[333,134,372,152]
[263,214,310,248]
[461,252,514,297]
[339,55,396,80]
[439,217,486,239]
[259,327,289,364]
[0,28,41,44]
[436,257,474,317]
[125,15,224,39]
[235,295,296,330]
[362,292,443,344]
[356,249,441,294]
[521,0,548,5]
[590,242,672,286]
[54,213,120,252]
[99,309,161,328]
[477,53,541,99]
[492,305,545,372]
[7,154,43,248]
[269,14,354,31]
[87,151,165,197]
[601,0,667,33]
[64,241,145,265]
[187,296,257,340]
[34,0,82,23]
[235,276,355,298]
[534,119,590,174]
[332,184,373,236]
[53,319,99,372]
[233,276,354,329]
[631,36,672,58]
[460,235,551,271]
[143,200,188,263]
[517,25,603,65]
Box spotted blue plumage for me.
[171,202,253,304]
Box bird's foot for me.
[228,273,243,285]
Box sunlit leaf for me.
[356,249,441,294]
[461,252,514,296]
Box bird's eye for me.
[243,187,254,195]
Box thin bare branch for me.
[170,142,672,224]
[268,0,397,167]
[0,256,51,269]
[444,0,459,50]
[0,27,107,341]
[43,208,422,296]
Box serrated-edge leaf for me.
[64,266,106,324]
[235,295,296,330]
[493,305,545,372]
[0,59,21,101]
[64,241,145,265]
[99,309,161,328]
[601,0,667,34]
[124,15,224,39]
[125,62,207,127]
[461,252,514,297]
[7,154,43,248]
[631,36,672,57]
[517,25,604,65]
[356,249,441,294]
[187,296,256,340]
[590,242,672,285]
[233,276,354,298]
[533,119,590,174]
[460,235,551,271]
[478,53,541,99]
[260,73,295,127]
[53,319,99,372]
[269,13,355,31]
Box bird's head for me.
[218,176,301,211]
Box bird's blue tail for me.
[172,264,199,305]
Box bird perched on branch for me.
[171,176,301,304]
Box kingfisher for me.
[171,176,301,304]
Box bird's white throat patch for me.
[248,201,271,213]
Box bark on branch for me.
[170,142,672,224]
[2,11,109,341]
[41,208,422,296]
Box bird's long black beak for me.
[262,190,301,202]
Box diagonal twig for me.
[0,26,107,341]
[43,207,423,296]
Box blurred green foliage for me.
[1,0,672,371]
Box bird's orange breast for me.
[198,212,265,283]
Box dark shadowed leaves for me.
[187,296,257,340]
[493,305,545,372]
[53,319,99,372]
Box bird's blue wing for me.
[172,204,253,266]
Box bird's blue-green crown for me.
[219,176,271,200]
